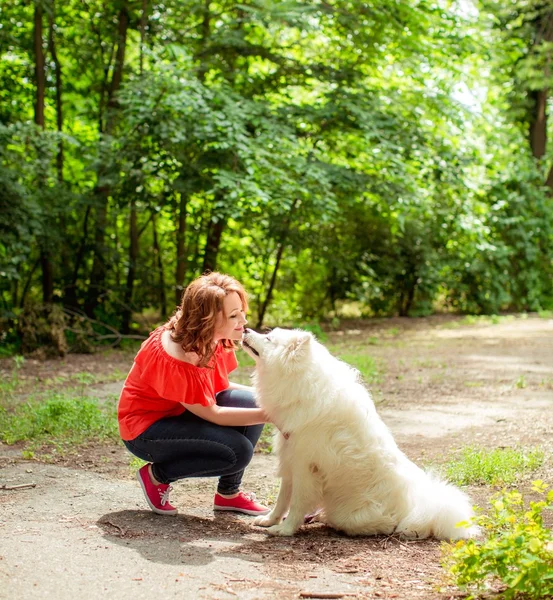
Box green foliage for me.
[1,0,553,334]
[443,446,545,486]
[442,481,553,599]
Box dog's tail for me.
[396,475,479,540]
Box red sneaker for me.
[214,491,270,516]
[137,464,178,515]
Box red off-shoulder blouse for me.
[118,326,238,440]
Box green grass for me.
[461,314,514,326]
[0,355,25,399]
[442,446,545,486]
[0,393,119,450]
[335,350,380,383]
[128,455,147,475]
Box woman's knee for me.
[216,388,257,409]
[230,435,255,471]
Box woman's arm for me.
[183,402,268,427]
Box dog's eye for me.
[265,337,272,343]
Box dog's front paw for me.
[254,514,281,528]
[267,523,296,537]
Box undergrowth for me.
[442,481,553,599]
[0,394,119,453]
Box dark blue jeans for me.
[123,389,264,495]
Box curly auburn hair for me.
[166,272,248,368]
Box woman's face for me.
[213,291,247,341]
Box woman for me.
[118,272,270,516]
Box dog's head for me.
[242,327,314,373]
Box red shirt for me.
[118,326,238,440]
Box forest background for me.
[1,0,553,352]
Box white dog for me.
[242,327,478,540]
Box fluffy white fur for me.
[242,327,478,539]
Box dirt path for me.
[1,315,553,599]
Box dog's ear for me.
[284,331,312,362]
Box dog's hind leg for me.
[254,474,292,528]
[265,465,322,536]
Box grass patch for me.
[442,446,545,486]
[0,393,119,452]
[335,350,380,383]
[461,314,514,326]
[0,355,25,399]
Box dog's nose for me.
[244,327,252,334]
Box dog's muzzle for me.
[242,329,260,356]
[242,339,259,357]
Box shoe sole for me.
[137,470,178,516]
[213,506,270,516]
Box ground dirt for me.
[1,314,553,600]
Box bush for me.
[442,481,553,599]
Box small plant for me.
[443,446,544,486]
[514,375,527,389]
[442,481,553,599]
[539,377,553,390]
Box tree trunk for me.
[34,3,45,129]
[202,218,225,273]
[65,205,91,309]
[139,0,148,76]
[34,1,54,304]
[20,259,40,308]
[197,0,211,82]
[121,198,138,334]
[256,240,286,329]
[256,198,300,328]
[41,250,54,305]
[152,213,167,318]
[85,3,129,316]
[47,1,64,181]
[175,192,188,305]
[531,10,553,190]
[84,193,109,316]
[529,89,547,159]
